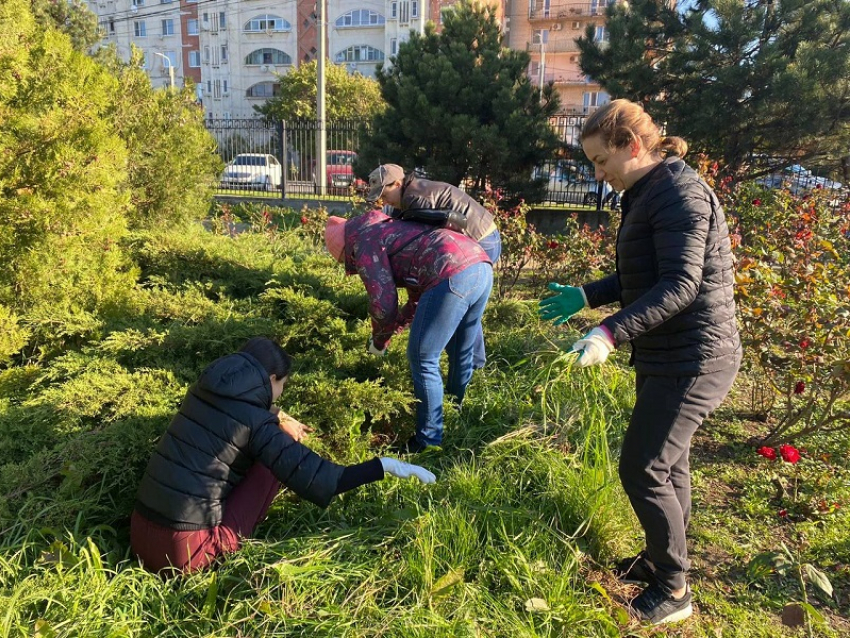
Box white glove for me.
[367,337,387,356]
[380,457,436,484]
[570,326,615,368]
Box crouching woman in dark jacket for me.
[131,337,434,574]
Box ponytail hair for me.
[239,337,292,379]
[581,99,688,158]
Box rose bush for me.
[720,177,850,444]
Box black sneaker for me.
[630,582,693,625]
[613,551,656,585]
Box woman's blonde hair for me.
[580,99,688,158]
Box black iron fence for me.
[205,117,846,209]
[207,118,367,198]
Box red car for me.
[313,150,366,195]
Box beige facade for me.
[88,0,622,118]
[505,0,623,113]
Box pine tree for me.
[578,0,850,175]
[356,0,560,200]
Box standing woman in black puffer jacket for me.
[131,337,435,574]
[539,99,741,625]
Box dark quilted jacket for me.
[583,158,741,376]
[135,352,344,530]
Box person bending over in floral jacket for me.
[324,211,493,453]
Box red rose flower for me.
[779,444,801,464]
[799,338,811,349]
[548,241,560,249]
[778,509,788,518]
[752,198,762,206]
[794,381,805,395]
[757,446,777,460]
[300,216,308,224]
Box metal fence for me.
[207,118,367,198]
[206,117,847,210]
[205,116,604,203]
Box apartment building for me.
[88,0,617,118]
[505,0,623,113]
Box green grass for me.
[0,216,847,637]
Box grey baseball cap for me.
[366,163,404,203]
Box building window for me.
[162,19,174,36]
[583,91,610,110]
[532,29,549,44]
[223,80,228,94]
[412,1,418,18]
[334,45,385,64]
[219,11,227,29]
[203,46,210,63]
[247,82,281,98]
[187,19,199,36]
[335,10,386,28]
[160,0,173,4]
[132,0,144,6]
[244,15,292,33]
[220,45,228,63]
[109,18,115,34]
[189,50,201,67]
[245,48,293,65]
[163,51,179,69]
[206,80,212,94]
[134,21,146,37]
[391,2,397,18]
[390,38,397,55]
[594,26,609,42]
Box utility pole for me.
[316,0,328,196]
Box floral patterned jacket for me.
[343,210,490,349]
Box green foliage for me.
[579,0,850,175]
[29,0,100,52]
[255,60,385,121]
[357,0,561,200]
[0,304,30,363]
[728,182,850,443]
[103,46,222,229]
[0,3,137,338]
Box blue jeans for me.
[407,262,494,446]
[472,228,501,369]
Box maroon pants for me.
[131,463,281,573]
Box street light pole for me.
[316,0,327,196]
[152,52,175,91]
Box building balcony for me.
[530,72,597,87]
[529,1,616,20]
[526,39,582,54]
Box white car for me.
[220,154,282,191]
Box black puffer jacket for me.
[135,352,344,530]
[583,158,741,376]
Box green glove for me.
[538,283,587,325]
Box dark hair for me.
[239,337,292,379]
[580,98,688,158]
